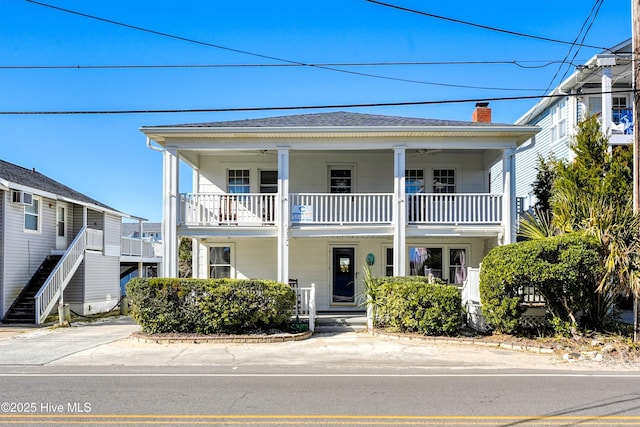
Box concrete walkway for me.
[0,315,632,371]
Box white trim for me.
[23,196,41,234]
[207,243,235,279]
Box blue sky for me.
[0,0,631,222]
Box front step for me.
[314,312,367,333]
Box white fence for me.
[290,193,393,224]
[293,283,316,332]
[407,193,502,224]
[121,237,161,258]
[179,193,276,226]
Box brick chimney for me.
[472,102,492,123]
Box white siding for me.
[196,151,492,194]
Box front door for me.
[332,248,355,304]
[56,202,68,250]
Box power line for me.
[543,0,604,95]
[0,90,631,115]
[0,60,587,70]
[23,0,537,92]
[21,0,602,93]
[366,0,611,52]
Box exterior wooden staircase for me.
[3,255,62,324]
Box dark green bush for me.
[374,276,461,335]
[126,278,296,334]
[480,233,602,334]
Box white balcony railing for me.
[407,193,502,224]
[178,192,503,226]
[290,193,393,224]
[179,193,277,226]
[121,237,161,258]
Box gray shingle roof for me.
[0,159,116,211]
[146,111,513,129]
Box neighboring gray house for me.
[0,159,157,324]
[492,39,632,211]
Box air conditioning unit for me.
[11,191,33,206]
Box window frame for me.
[432,169,456,194]
[208,244,235,279]
[227,169,250,194]
[23,196,41,233]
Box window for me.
[385,247,394,276]
[209,246,232,278]
[330,169,352,193]
[405,169,424,194]
[228,169,250,194]
[588,96,602,116]
[259,171,277,194]
[433,169,455,193]
[550,100,567,143]
[613,97,628,110]
[449,248,467,285]
[409,247,443,278]
[24,197,40,232]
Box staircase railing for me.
[34,226,88,324]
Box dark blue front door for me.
[332,248,355,303]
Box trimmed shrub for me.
[374,276,461,335]
[126,278,296,335]
[479,233,602,334]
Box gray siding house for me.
[0,159,140,324]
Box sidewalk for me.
[0,315,633,371]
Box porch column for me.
[502,148,515,245]
[162,148,179,278]
[393,147,406,276]
[277,148,290,283]
[601,66,613,136]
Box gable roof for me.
[0,159,118,213]
[144,111,515,129]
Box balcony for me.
[612,108,633,135]
[178,192,503,227]
[179,193,277,226]
[407,193,502,224]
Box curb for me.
[131,330,313,344]
[370,330,555,354]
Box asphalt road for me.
[1,317,640,426]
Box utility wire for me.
[366,0,611,52]
[0,59,586,70]
[553,0,605,92]
[23,0,535,92]
[23,0,605,92]
[0,89,631,115]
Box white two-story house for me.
[142,107,538,312]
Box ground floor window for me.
[405,246,468,284]
[385,247,394,276]
[410,247,443,278]
[209,246,232,278]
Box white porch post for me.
[277,148,290,283]
[602,66,613,136]
[502,148,515,245]
[162,148,179,278]
[393,147,406,276]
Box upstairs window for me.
[433,169,455,193]
[330,169,352,193]
[24,197,40,232]
[228,170,250,194]
[259,170,278,194]
[405,169,424,194]
[550,100,567,143]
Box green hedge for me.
[479,233,602,333]
[125,278,296,334]
[373,276,461,335]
